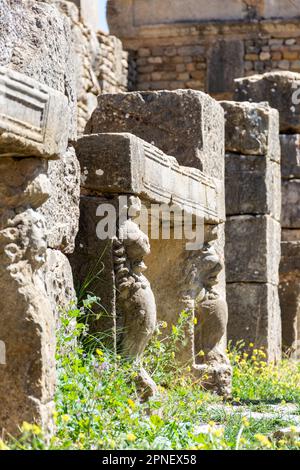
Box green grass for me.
[2,304,300,451]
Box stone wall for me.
[107,0,300,98]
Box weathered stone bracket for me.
[77,132,225,224]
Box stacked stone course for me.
[235,72,300,358]
[221,101,282,360]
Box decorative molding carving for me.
[0,67,69,158]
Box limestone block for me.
[0,157,55,435]
[234,72,300,134]
[279,241,300,356]
[280,135,300,180]
[39,147,80,253]
[280,240,300,276]
[263,0,300,19]
[0,158,50,211]
[225,215,281,284]
[208,41,244,96]
[0,67,70,158]
[0,0,77,139]
[86,90,225,179]
[77,133,225,224]
[282,180,300,229]
[227,282,282,361]
[221,101,280,161]
[44,249,77,322]
[282,228,300,242]
[0,210,56,436]
[225,153,281,221]
[279,277,300,357]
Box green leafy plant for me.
[2,304,300,451]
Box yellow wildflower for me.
[32,424,42,435]
[161,321,168,329]
[0,440,9,451]
[61,414,71,423]
[242,417,250,427]
[21,422,34,433]
[212,427,224,438]
[108,439,116,449]
[127,399,136,409]
[126,433,137,442]
[255,434,272,448]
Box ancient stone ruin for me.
[221,100,282,360]
[0,0,299,439]
[235,72,300,358]
[106,0,300,360]
[72,90,231,396]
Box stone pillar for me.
[221,101,282,361]
[0,2,79,437]
[235,72,300,357]
[0,65,79,435]
[73,90,232,395]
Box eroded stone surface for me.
[0,157,55,435]
[74,125,231,395]
[44,249,77,323]
[225,153,281,221]
[227,282,282,361]
[39,147,80,253]
[279,241,300,357]
[0,0,77,140]
[87,90,225,178]
[282,180,300,229]
[226,215,281,284]
[77,132,225,224]
[234,72,300,134]
[280,135,300,180]
[0,67,70,158]
[221,101,280,161]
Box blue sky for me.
[99,0,108,32]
